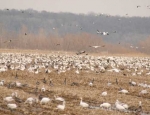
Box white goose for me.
[118,89,129,94]
[115,100,126,111]
[4,96,14,102]
[80,97,89,108]
[54,95,64,102]
[25,97,38,105]
[0,80,4,86]
[100,103,111,109]
[57,101,66,110]
[41,85,46,92]
[101,91,107,96]
[40,97,51,104]
[7,104,17,110]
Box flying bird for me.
[89,46,101,49]
[4,40,11,43]
[137,6,141,8]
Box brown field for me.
[0,51,150,115]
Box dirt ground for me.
[0,69,150,115]
[0,50,150,115]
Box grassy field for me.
[0,50,150,115]
[0,69,150,115]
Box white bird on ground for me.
[129,79,136,86]
[101,91,107,96]
[4,96,14,102]
[0,80,4,86]
[41,85,46,92]
[15,81,22,87]
[40,97,51,104]
[118,89,129,94]
[7,104,17,110]
[54,95,65,102]
[89,78,94,87]
[139,90,148,95]
[25,97,38,105]
[75,68,79,74]
[115,100,128,109]
[57,101,66,110]
[115,100,126,111]
[80,97,89,108]
[100,103,111,109]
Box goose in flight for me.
[101,32,109,35]
[89,46,101,49]
[4,40,11,43]
[137,6,141,8]
[89,45,105,48]
[97,30,109,35]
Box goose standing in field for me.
[25,97,38,105]
[139,89,148,95]
[100,103,111,109]
[101,91,107,96]
[40,97,51,104]
[75,68,79,74]
[0,80,4,86]
[54,95,65,102]
[89,78,94,87]
[80,97,89,108]
[15,81,22,87]
[118,88,129,94]
[7,104,17,111]
[116,100,129,109]
[41,85,46,92]
[115,100,126,111]
[4,96,14,102]
[57,101,66,110]
[129,79,136,86]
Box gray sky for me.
[0,0,150,17]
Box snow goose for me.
[129,79,136,86]
[7,104,17,111]
[4,96,14,102]
[115,100,126,111]
[100,103,111,109]
[15,81,22,87]
[0,80,4,86]
[80,97,89,108]
[57,101,66,110]
[54,95,64,102]
[25,97,38,105]
[41,85,46,92]
[40,97,51,104]
[139,90,148,95]
[89,78,94,87]
[118,89,129,94]
[101,91,107,96]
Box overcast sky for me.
[0,0,150,17]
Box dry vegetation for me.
[0,52,150,115]
[1,25,149,54]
